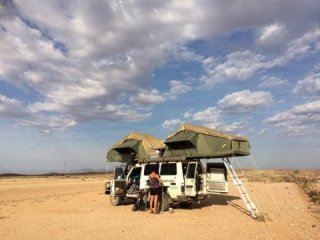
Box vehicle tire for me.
[110,194,122,206]
[160,191,170,212]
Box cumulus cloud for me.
[201,52,266,85]
[259,76,288,88]
[293,68,320,97]
[266,100,320,135]
[130,89,164,106]
[0,94,29,118]
[256,23,288,48]
[181,107,248,133]
[292,100,320,114]
[202,28,320,86]
[217,90,273,113]
[1,0,320,131]
[0,94,76,132]
[192,107,220,125]
[161,119,182,129]
[168,80,192,99]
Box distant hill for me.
[0,168,107,177]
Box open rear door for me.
[111,167,127,196]
[185,162,198,196]
[206,162,228,193]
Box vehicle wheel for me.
[160,191,170,212]
[110,194,122,206]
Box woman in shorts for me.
[149,170,162,214]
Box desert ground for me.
[0,171,319,240]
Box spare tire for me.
[110,194,122,206]
[160,191,170,212]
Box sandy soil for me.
[0,173,319,240]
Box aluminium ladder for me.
[222,157,259,218]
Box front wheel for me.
[110,194,122,206]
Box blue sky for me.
[0,0,320,173]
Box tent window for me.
[144,164,159,175]
[166,141,195,150]
[160,163,177,175]
[115,148,136,155]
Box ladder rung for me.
[223,159,258,218]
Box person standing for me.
[149,170,162,214]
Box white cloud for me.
[201,51,267,85]
[218,90,273,113]
[183,110,193,119]
[130,89,164,106]
[202,28,320,86]
[161,119,182,129]
[206,121,247,133]
[1,0,320,131]
[189,107,248,133]
[0,94,76,132]
[259,76,288,88]
[20,115,77,132]
[256,23,288,48]
[292,100,320,114]
[266,100,320,135]
[0,94,28,118]
[168,80,192,99]
[293,69,320,97]
[258,128,269,135]
[192,107,220,123]
[259,24,284,42]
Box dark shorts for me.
[150,187,160,196]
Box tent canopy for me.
[107,132,165,162]
[162,123,250,159]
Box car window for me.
[186,163,196,178]
[160,163,177,175]
[144,164,159,175]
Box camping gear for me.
[132,189,148,211]
[107,132,165,162]
[162,123,250,160]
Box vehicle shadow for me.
[193,194,250,216]
[176,194,250,215]
[201,194,240,206]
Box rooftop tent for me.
[162,123,250,159]
[107,132,166,162]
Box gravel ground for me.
[0,174,319,240]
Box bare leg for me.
[153,195,158,213]
[150,195,154,213]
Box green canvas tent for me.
[162,123,250,159]
[107,132,165,162]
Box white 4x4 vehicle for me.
[109,160,228,210]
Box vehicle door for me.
[185,162,198,196]
[160,162,181,199]
[126,166,142,195]
[110,167,126,196]
[140,163,160,190]
[205,162,228,193]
